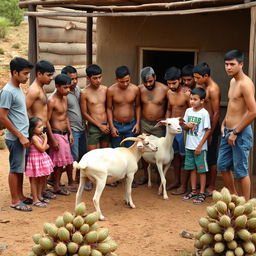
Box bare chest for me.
[113,91,136,104]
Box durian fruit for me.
[28,203,118,256]
[194,187,256,255]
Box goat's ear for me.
[154,120,166,127]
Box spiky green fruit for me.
[221,187,232,204]
[226,250,235,256]
[73,215,84,228]
[214,233,223,242]
[247,218,256,230]
[228,202,236,211]
[237,229,251,241]
[237,196,246,206]
[84,212,99,226]
[45,253,57,256]
[200,233,213,245]
[202,247,215,256]
[234,205,245,217]
[97,228,109,242]
[244,203,253,215]
[106,239,118,252]
[234,247,244,256]
[32,234,43,244]
[72,231,83,244]
[220,215,231,227]
[75,202,86,216]
[251,233,256,243]
[63,211,74,224]
[235,215,247,228]
[85,231,98,244]
[90,249,103,256]
[80,223,90,234]
[58,227,70,241]
[208,223,222,234]
[214,242,225,253]
[66,223,74,232]
[67,242,79,254]
[32,245,44,255]
[89,222,100,231]
[96,243,112,254]
[39,237,54,250]
[195,230,204,240]
[243,241,255,254]
[224,227,235,242]
[216,200,228,213]
[227,240,237,250]
[207,206,219,219]
[194,239,203,249]
[248,198,256,207]
[55,216,65,228]
[212,190,222,202]
[43,223,52,234]
[78,245,91,256]
[47,224,58,238]
[249,210,256,218]
[199,217,210,229]
[55,242,67,256]
[28,252,36,256]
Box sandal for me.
[10,202,32,212]
[23,197,33,205]
[53,188,70,196]
[39,198,50,204]
[183,190,198,201]
[32,201,47,208]
[193,193,206,204]
[84,183,93,191]
[137,177,148,185]
[42,190,57,200]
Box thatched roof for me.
[19,0,256,17]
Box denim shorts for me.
[173,129,185,155]
[184,149,208,173]
[217,126,252,178]
[71,130,87,161]
[112,119,136,148]
[5,139,26,173]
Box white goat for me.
[74,134,157,220]
[142,117,182,199]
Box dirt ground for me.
[0,147,220,256]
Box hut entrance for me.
[139,47,198,84]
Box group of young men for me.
[0,48,255,211]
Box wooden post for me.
[28,4,37,83]
[86,10,93,66]
[248,6,256,195]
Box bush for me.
[0,17,9,38]
[0,0,24,26]
[12,43,20,49]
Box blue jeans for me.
[71,130,87,161]
[5,139,26,173]
[217,126,252,178]
[111,119,136,148]
[173,129,185,155]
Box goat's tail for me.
[73,160,87,170]
[73,161,80,170]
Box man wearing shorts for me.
[137,66,168,185]
[80,65,110,189]
[217,50,256,200]
[0,57,33,211]
[165,67,190,193]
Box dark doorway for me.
[142,49,196,84]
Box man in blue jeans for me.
[61,66,87,191]
[0,57,33,211]
[217,50,256,200]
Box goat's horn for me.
[120,137,139,145]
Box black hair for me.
[61,65,77,75]
[55,74,71,86]
[193,62,211,76]
[181,64,194,77]
[164,66,181,81]
[115,65,130,79]
[140,66,155,82]
[191,87,206,100]
[86,64,102,78]
[224,49,244,63]
[28,117,42,140]
[10,57,33,75]
[35,60,55,74]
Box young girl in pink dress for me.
[25,117,54,208]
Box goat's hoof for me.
[130,203,136,209]
[148,184,152,188]
[99,215,105,221]
[163,196,169,200]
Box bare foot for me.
[166,183,180,191]
[171,186,187,195]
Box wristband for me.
[232,128,239,136]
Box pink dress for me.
[25,136,54,177]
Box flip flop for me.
[23,197,33,205]
[67,185,78,192]
[137,177,148,185]
[204,190,213,197]
[53,188,71,196]
[10,202,32,212]
[32,201,47,208]
[40,198,50,204]
[47,180,65,187]
[42,190,57,200]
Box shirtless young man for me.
[26,60,56,199]
[137,66,168,185]
[181,64,196,94]
[165,67,190,194]
[0,57,33,212]
[47,74,74,196]
[107,65,140,148]
[80,64,110,190]
[217,50,256,200]
[61,66,86,189]
[193,62,221,195]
